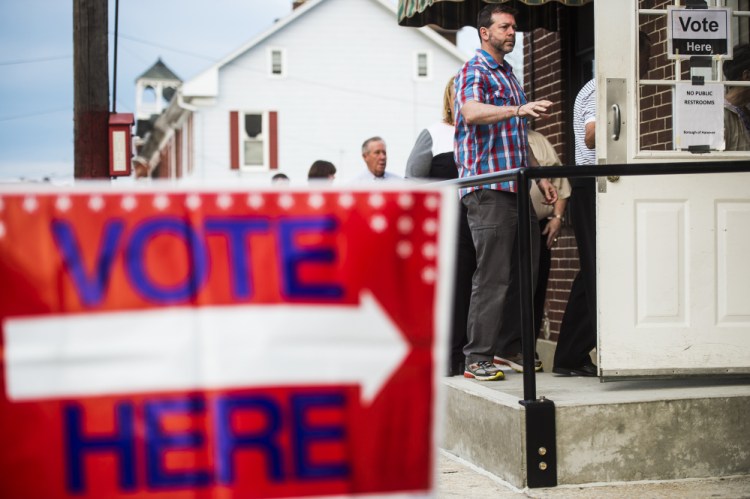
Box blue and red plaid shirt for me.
[454,49,529,198]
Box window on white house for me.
[415,52,430,79]
[269,48,285,77]
[230,110,278,171]
[242,113,266,167]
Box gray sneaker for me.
[464,361,505,381]
[494,353,542,373]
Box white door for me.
[594,0,750,377]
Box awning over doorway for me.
[397,0,592,31]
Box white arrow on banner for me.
[3,292,409,403]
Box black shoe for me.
[552,363,597,377]
[445,359,466,377]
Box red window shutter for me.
[175,129,183,178]
[187,114,194,175]
[229,111,239,170]
[269,111,278,170]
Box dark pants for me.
[449,203,475,374]
[554,178,597,368]
[462,190,539,364]
[495,230,540,358]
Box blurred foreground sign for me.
[0,185,454,498]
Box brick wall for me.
[523,15,576,343]
[640,0,675,150]
[524,28,569,163]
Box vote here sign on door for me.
[668,6,732,59]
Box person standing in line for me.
[406,77,461,180]
[551,76,597,377]
[723,44,750,151]
[455,3,557,381]
[554,32,651,377]
[271,172,290,184]
[492,129,569,373]
[307,159,337,182]
[527,130,570,363]
[353,137,401,182]
[406,76,475,376]
[552,71,597,376]
[494,130,570,372]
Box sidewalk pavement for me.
[437,450,750,498]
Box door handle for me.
[611,104,621,141]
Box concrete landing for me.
[439,371,750,488]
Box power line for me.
[0,55,71,66]
[114,32,217,63]
[0,107,72,122]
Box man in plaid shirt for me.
[455,4,557,381]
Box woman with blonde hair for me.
[405,76,459,179]
[406,75,474,376]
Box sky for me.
[0,0,521,182]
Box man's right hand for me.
[518,100,553,119]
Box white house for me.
[142,0,469,183]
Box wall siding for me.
[190,0,469,183]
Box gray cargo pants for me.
[461,189,540,364]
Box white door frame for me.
[594,0,750,377]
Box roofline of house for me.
[182,0,468,99]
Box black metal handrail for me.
[439,160,750,402]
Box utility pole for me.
[73,0,109,179]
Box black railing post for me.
[515,168,537,403]
[517,168,558,489]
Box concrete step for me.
[437,450,750,498]
[439,371,750,488]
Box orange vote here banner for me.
[0,184,455,498]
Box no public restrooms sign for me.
[0,185,455,498]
